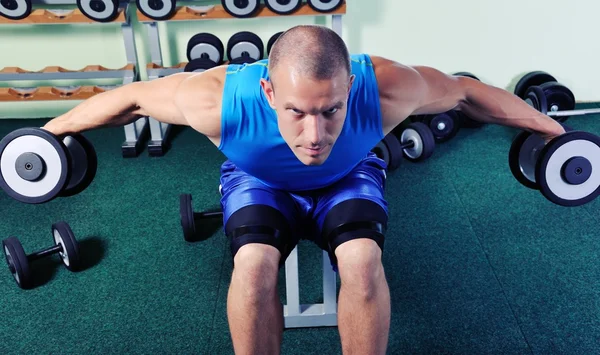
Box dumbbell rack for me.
[134,1,345,329]
[133,1,346,157]
[0,0,146,157]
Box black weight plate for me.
[535,131,600,207]
[382,134,402,171]
[229,57,257,65]
[186,33,224,63]
[136,0,176,21]
[2,237,31,289]
[453,71,479,81]
[264,0,302,15]
[76,0,119,22]
[400,122,435,162]
[525,86,548,115]
[425,110,462,142]
[371,140,390,167]
[539,82,576,123]
[0,128,70,204]
[307,0,343,12]
[52,221,81,271]
[0,0,32,20]
[180,194,196,242]
[227,31,264,62]
[221,0,260,18]
[514,71,556,99]
[60,133,97,197]
[508,130,541,190]
[184,58,218,72]
[267,31,283,56]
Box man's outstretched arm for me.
[372,56,565,141]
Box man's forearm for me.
[459,82,565,139]
[42,83,142,136]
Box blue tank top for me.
[218,54,383,192]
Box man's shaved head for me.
[268,25,351,86]
[260,25,355,166]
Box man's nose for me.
[304,115,324,145]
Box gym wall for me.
[0,0,597,119]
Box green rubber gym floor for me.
[1,104,600,354]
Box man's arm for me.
[372,56,565,141]
[42,68,224,142]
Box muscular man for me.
[42,25,565,354]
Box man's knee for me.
[232,244,281,297]
[335,239,386,300]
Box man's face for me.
[261,67,354,166]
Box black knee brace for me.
[225,205,294,264]
[321,199,387,266]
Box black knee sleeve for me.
[225,205,294,264]
[321,199,387,266]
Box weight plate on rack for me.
[136,0,177,21]
[227,31,264,62]
[76,0,119,22]
[184,58,219,72]
[264,0,302,14]
[307,0,343,12]
[221,0,260,18]
[0,0,32,20]
[187,33,224,64]
[267,31,283,56]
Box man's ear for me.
[347,74,356,94]
[260,78,276,108]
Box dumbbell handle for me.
[194,211,223,220]
[27,244,63,262]
[399,139,415,150]
[547,107,600,117]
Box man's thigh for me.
[313,153,389,271]
[219,161,302,266]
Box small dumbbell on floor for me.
[2,221,81,289]
[180,193,223,242]
[508,125,600,207]
[0,127,97,204]
[371,122,436,171]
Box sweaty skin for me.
[42,56,565,155]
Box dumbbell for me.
[514,71,578,122]
[136,0,177,21]
[2,221,81,289]
[184,33,224,72]
[0,0,31,20]
[411,110,463,143]
[452,72,486,128]
[306,0,344,12]
[267,31,283,56]
[264,0,302,15]
[76,0,120,22]
[371,122,436,170]
[508,125,600,207]
[180,193,223,242]
[227,31,264,64]
[221,0,260,18]
[0,127,97,204]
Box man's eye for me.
[325,108,338,115]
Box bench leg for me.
[283,246,338,328]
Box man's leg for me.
[314,154,391,355]
[220,161,301,355]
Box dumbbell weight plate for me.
[424,110,463,142]
[307,0,343,12]
[184,58,218,73]
[524,86,548,115]
[399,122,435,162]
[382,134,403,171]
[186,33,224,64]
[535,131,600,207]
[221,0,260,18]
[264,0,302,14]
[539,82,576,123]
[227,31,264,63]
[371,140,391,168]
[76,0,119,22]
[136,0,176,21]
[2,236,32,289]
[508,130,543,190]
[180,194,196,242]
[229,57,257,65]
[514,71,556,100]
[51,221,81,271]
[267,31,283,56]
[0,0,31,20]
[0,128,69,204]
[60,134,97,197]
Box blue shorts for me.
[219,152,389,270]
